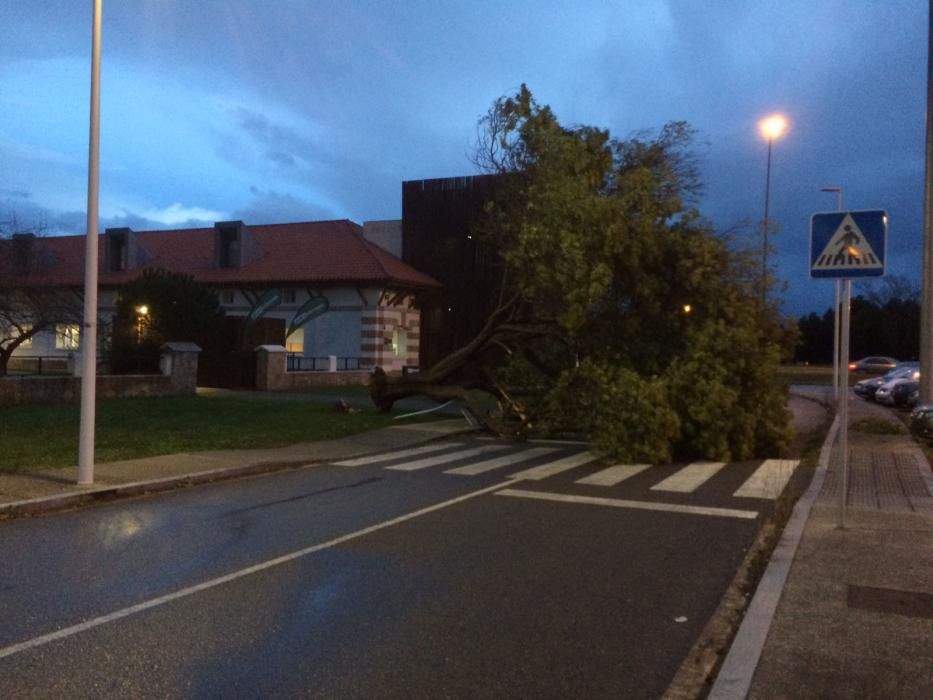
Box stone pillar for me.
[255,344,287,391]
[328,354,337,372]
[159,342,201,394]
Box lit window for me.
[55,324,80,350]
[285,328,304,353]
[392,328,408,357]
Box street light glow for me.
[759,114,788,140]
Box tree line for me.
[795,276,920,364]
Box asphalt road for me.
[0,437,794,698]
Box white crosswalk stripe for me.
[650,461,727,493]
[575,463,652,486]
[497,489,759,520]
[507,451,597,481]
[386,444,513,472]
[733,459,799,499]
[445,447,561,476]
[334,443,464,467]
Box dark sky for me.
[0,1,927,316]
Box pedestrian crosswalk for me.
[650,461,727,493]
[333,442,800,503]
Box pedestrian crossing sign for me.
[810,210,887,279]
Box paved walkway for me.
[711,389,933,699]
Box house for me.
[4,219,439,382]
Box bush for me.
[542,360,680,463]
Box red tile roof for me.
[3,220,440,289]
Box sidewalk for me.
[0,417,476,518]
[712,389,933,699]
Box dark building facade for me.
[402,175,502,368]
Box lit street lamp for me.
[758,114,788,302]
[135,304,149,343]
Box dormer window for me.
[214,220,253,269]
[108,231,127,271]
[219,227,239,268]
[104,227,146,272]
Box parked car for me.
[910,404,933,440]
[875,369,921,405]
[854,363,919,401]
[848,356,899,374]
[889,380,919,408]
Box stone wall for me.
[0,343,200,406]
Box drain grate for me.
[847,584,933,620]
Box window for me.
[392,327,408,357]
[55,324,80,350]
[285,328,304,353]
[221,290,235,304]
[282,288,297,304]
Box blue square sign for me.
[810,210,887,279]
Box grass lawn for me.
[778,365,861,387]
[0,394,420,473]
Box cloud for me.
[131,203,226,226]
[233,188,336,224]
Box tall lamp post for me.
[77,0,102,486]
[821,186,844,402]
[758,114,788,303]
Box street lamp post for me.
[758,114,788,303]
[77,0,102,486]
[820,187,844,402]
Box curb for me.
[0,425,481,520]
[706,415,840,699]
[0,459,311,520]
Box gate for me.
[197,317,285,388]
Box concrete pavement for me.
[711,388,933,699]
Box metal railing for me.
[286,355,371,372]
[6,355,71,376]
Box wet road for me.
[0,437,795,698]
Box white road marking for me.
[386,444,512,471]
[507,451,597,480]
[445,447,560,476]
[733,459,800,499]
[576,463,652,486]
[0,480,514,661]
[497,488,759,519]
[334,442,464,467]
[650,461,727,493]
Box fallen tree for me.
[371,86,793,463]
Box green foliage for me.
[111,268,224,373]
[542,361,680,464]
[666,319,793,461]
[421,85,796,463]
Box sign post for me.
[810,210,887,527]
